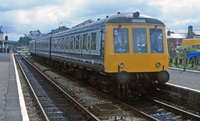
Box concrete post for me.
[2,41,4,53]
[183,48,186,71]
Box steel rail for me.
[15,55,50,121]
[21,56,100,121]
[119,102,159,121]
[147,97,200,120]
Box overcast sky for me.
[0,0,199,41]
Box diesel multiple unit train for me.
[29,12,170,97]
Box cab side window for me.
[150,29,163,53]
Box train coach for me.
[29,12,170,97]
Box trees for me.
[18,36,30,46]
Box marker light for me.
[156,62,161,68]
[119,63,125,68]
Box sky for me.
[0,0,200,41]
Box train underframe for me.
[32,55,169,98]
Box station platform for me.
[0,53,26,121]
[168,67,200,91]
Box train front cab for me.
[104,23,170,88]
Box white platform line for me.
[167,82,200,93]
[12,53,29,121]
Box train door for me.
[82,33,89,55]
[75,35,81,54]
[61,38,64,53]
[100,28,105,58]
[88,33,91,55]
[80,35,83,54]
[69,36,75,53]
[35,40,36,54]
[64,37,69,53]
[90,30,101,56]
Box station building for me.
[167,26,200,50]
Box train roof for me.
[32,12,165,39]
[104,12,164,25]
[52,12,164,38]
[72,12,164,28]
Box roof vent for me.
[117,12,120,14]
[97,18,100,21]
[106,16,109,18]
[133,11,140,18]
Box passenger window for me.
[70,36,74,49]
[88,36,91,50]
[132,28,147,53]
[150,29,163,53]
[83,34,87,50]
[57,39,60,50]
[65,37,69,50]
[91,33,96,50]
[76,35,80,49]
[55,39,58,50]
[61,38,64,49]
[113,28,129,53]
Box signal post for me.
[0,26,9,53]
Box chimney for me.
[167,29,171,36]
[0,26,2,32]
[187,26,193,38]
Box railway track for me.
[17,54,157,120]
[148,97,200,120]
[15,54,98,120]
[124,96,200,121]
[17,54,200,120]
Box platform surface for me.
[0,53,22,121]
[168,67,200,91]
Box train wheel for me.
[117,84,126,98]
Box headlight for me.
[119,63,125,68]
[156,62,161,68]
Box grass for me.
[169,63,200,71]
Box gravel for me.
[16,57,44,121]
[26,56,144,121]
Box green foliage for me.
[18,36,30,46]
[179,57,183,65]
[175,56,178,66]
[169,57,173,66]
[191,57,195,68]
[169,48,177,58]
[186,57,188,65]
[196,57,199,66]
[168,56,200,70]
[177,46,197,57]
